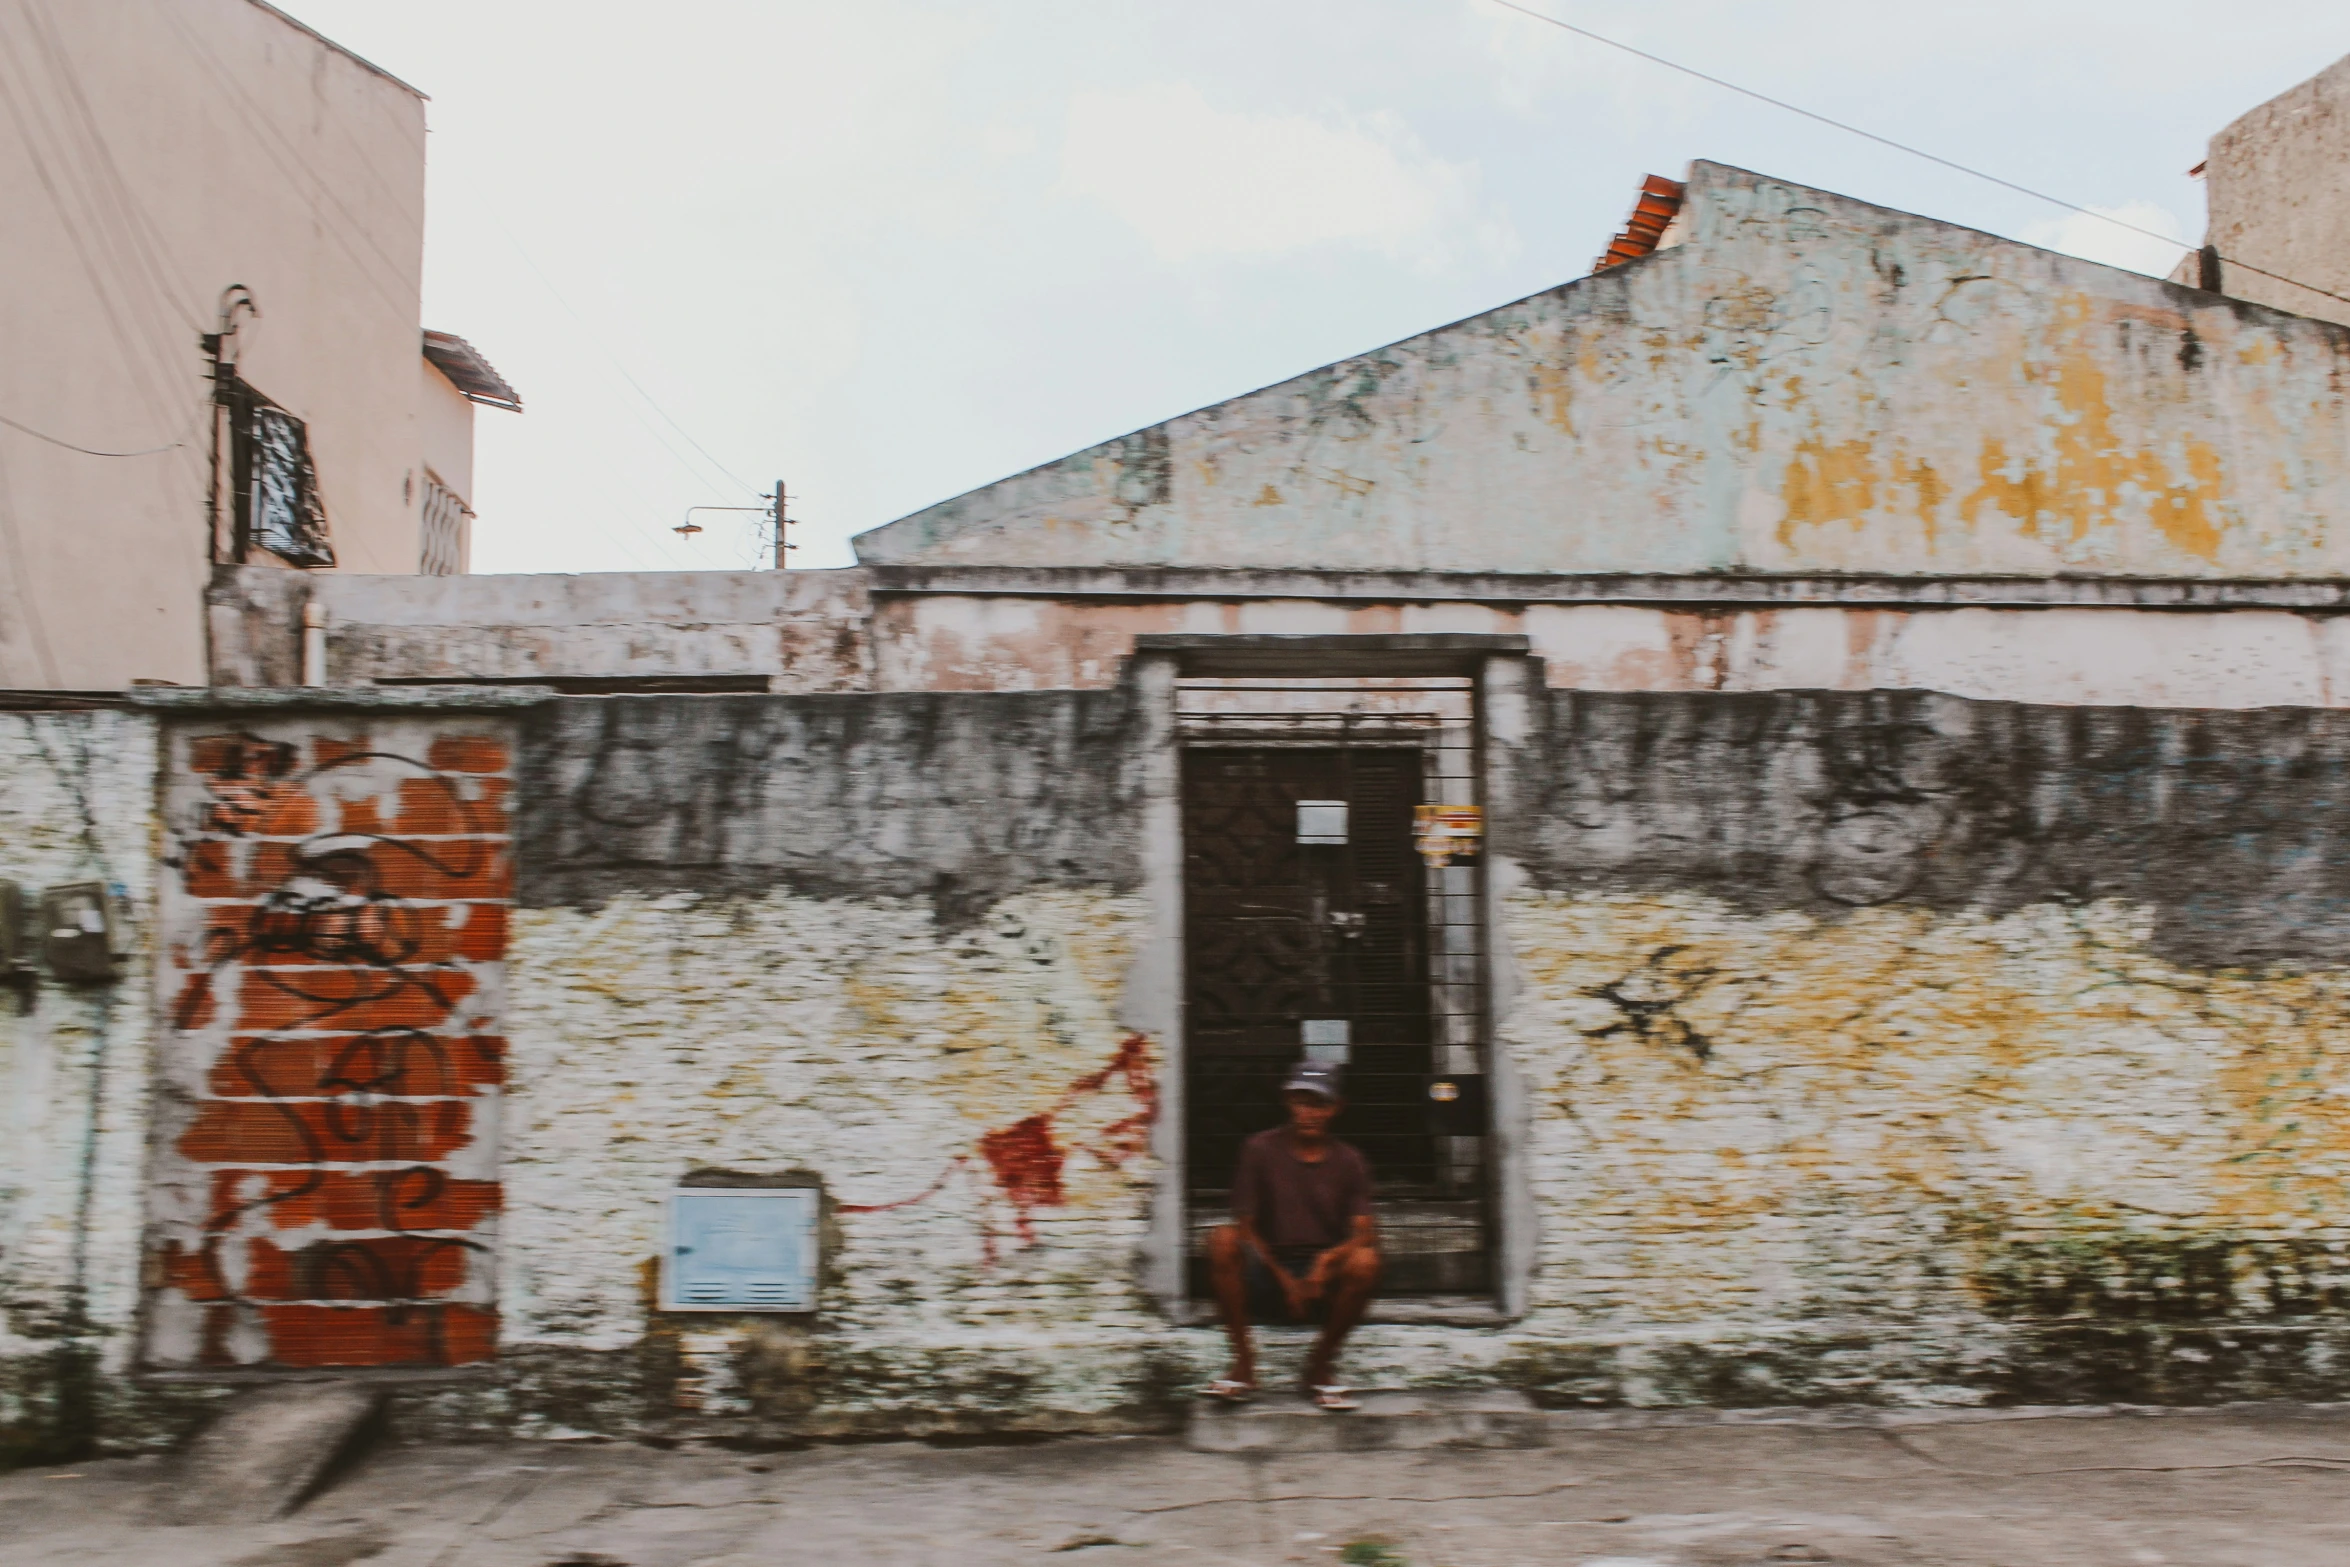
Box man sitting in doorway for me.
[1205,1062,1381,1410]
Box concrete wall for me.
[450,684,2350,1434]
[208,562,2350,713]
[0,0,460,688]
[480,692,1168,1436]
[873,586,2350,709]
[207,566,872,691]
[1490,690,2350,1404]
[856,161,2350,581]
[16,681,2350,1455]
[0,710,163,1463]
[2196,51,2350,330]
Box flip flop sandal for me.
[1308,1384,1360,1412]
[1203,1378,1258,1403]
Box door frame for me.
[1126,634,1539,1324]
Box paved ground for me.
[9,1405,2350,1565]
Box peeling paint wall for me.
[464,686,2350,1432]
[1489,691,2350,1404]
[207,566,872,692]
[30,680,2350,1457]
[0,712,161,1461]
[491,692,1172,1434]
[874,592,2350,710]
[858,161,2350,579]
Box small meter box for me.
[662,1186,819,1312]
[41,882,115,981]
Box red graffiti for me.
[835,1033,1159,1261]
[837,1157,966,1215]
[978,1116,1064,1242]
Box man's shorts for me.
[1243,1245,1333,1323]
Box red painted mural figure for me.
[1202,1063,1381,1411]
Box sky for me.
[274,0,2350,576]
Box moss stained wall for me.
[0,712,166,1462]
[467,687,2350,1434]
[1487,691,2350,1405]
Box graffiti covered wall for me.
[146,714,514,1370]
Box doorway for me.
[1178,676,1490,1300]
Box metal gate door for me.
[1183,745,1434,1189]
[1181,720,1489,1296]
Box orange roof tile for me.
[1593,174,1687,274]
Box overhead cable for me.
[496,227,763,502]
[0,411,184,457]
[1481,0,2350,312]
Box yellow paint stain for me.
[1777,436,1879,550]
[1504,891,2350,1324]
[1959,297,2229,562]
[1250,484,1284,507]
[1778,440,1952,552]
[1531,354,1577,437]
[1905,459,1946,547]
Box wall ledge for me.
[872,565,2350,611]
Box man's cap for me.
[1283,1062,1343,1101]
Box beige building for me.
[2175,50,2350,329]
[0,0,515,692]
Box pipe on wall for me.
[300,599,326,687]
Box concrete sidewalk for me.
[8,1405,2350,1566]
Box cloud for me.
[2022,200,2193,279]
[1059,82,1514,269]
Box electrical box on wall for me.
[41,882,115,981]
[662,1186,819,1312]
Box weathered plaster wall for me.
[466,691,1176,1436]
[466,686,2350,1433]
[0,712,162,1462]
[875,591,2350,710]
[858,161,2350,579]
[1489,691,2350,1403]
[206,566,872,692]
[2194,50,2350,330]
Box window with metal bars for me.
[419,470,471,575]
[219,372,335,567]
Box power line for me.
[0,411,184,458]
[495,226,762,501]
[1481,0,2350,312]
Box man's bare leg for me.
[1304,1244,1381,1388]
[1205,1223,1257,1388]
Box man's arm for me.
[1304,1214,1378,1292]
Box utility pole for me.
[772,480,798,569]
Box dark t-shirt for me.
[1230,1128,1375,1252]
